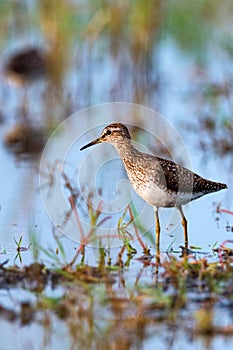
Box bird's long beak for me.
[80,137,101,151]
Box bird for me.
[4,47,47,121]
[4,48,47,86]
[80,123,227,248]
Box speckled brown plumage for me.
[156,156,227,197]
[80,123,227,247]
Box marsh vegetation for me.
[0,1,232,349]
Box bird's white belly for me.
[132,181,194,208]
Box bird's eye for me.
[106,130,111,135]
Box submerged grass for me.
[1,240,233,348]
[2,206,233,347]
[1,1,232,347]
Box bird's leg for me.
[20,89,29,122]
[154,207,161,267]
[154,207,161,248]
[177,206,188,249]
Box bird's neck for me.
[112,139,139,161]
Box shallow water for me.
[0,1,233,349]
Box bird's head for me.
[80,123,131,151]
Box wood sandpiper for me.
[80,123,227,248]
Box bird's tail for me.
[207,181,227,193]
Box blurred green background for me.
[1,0,232,136]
